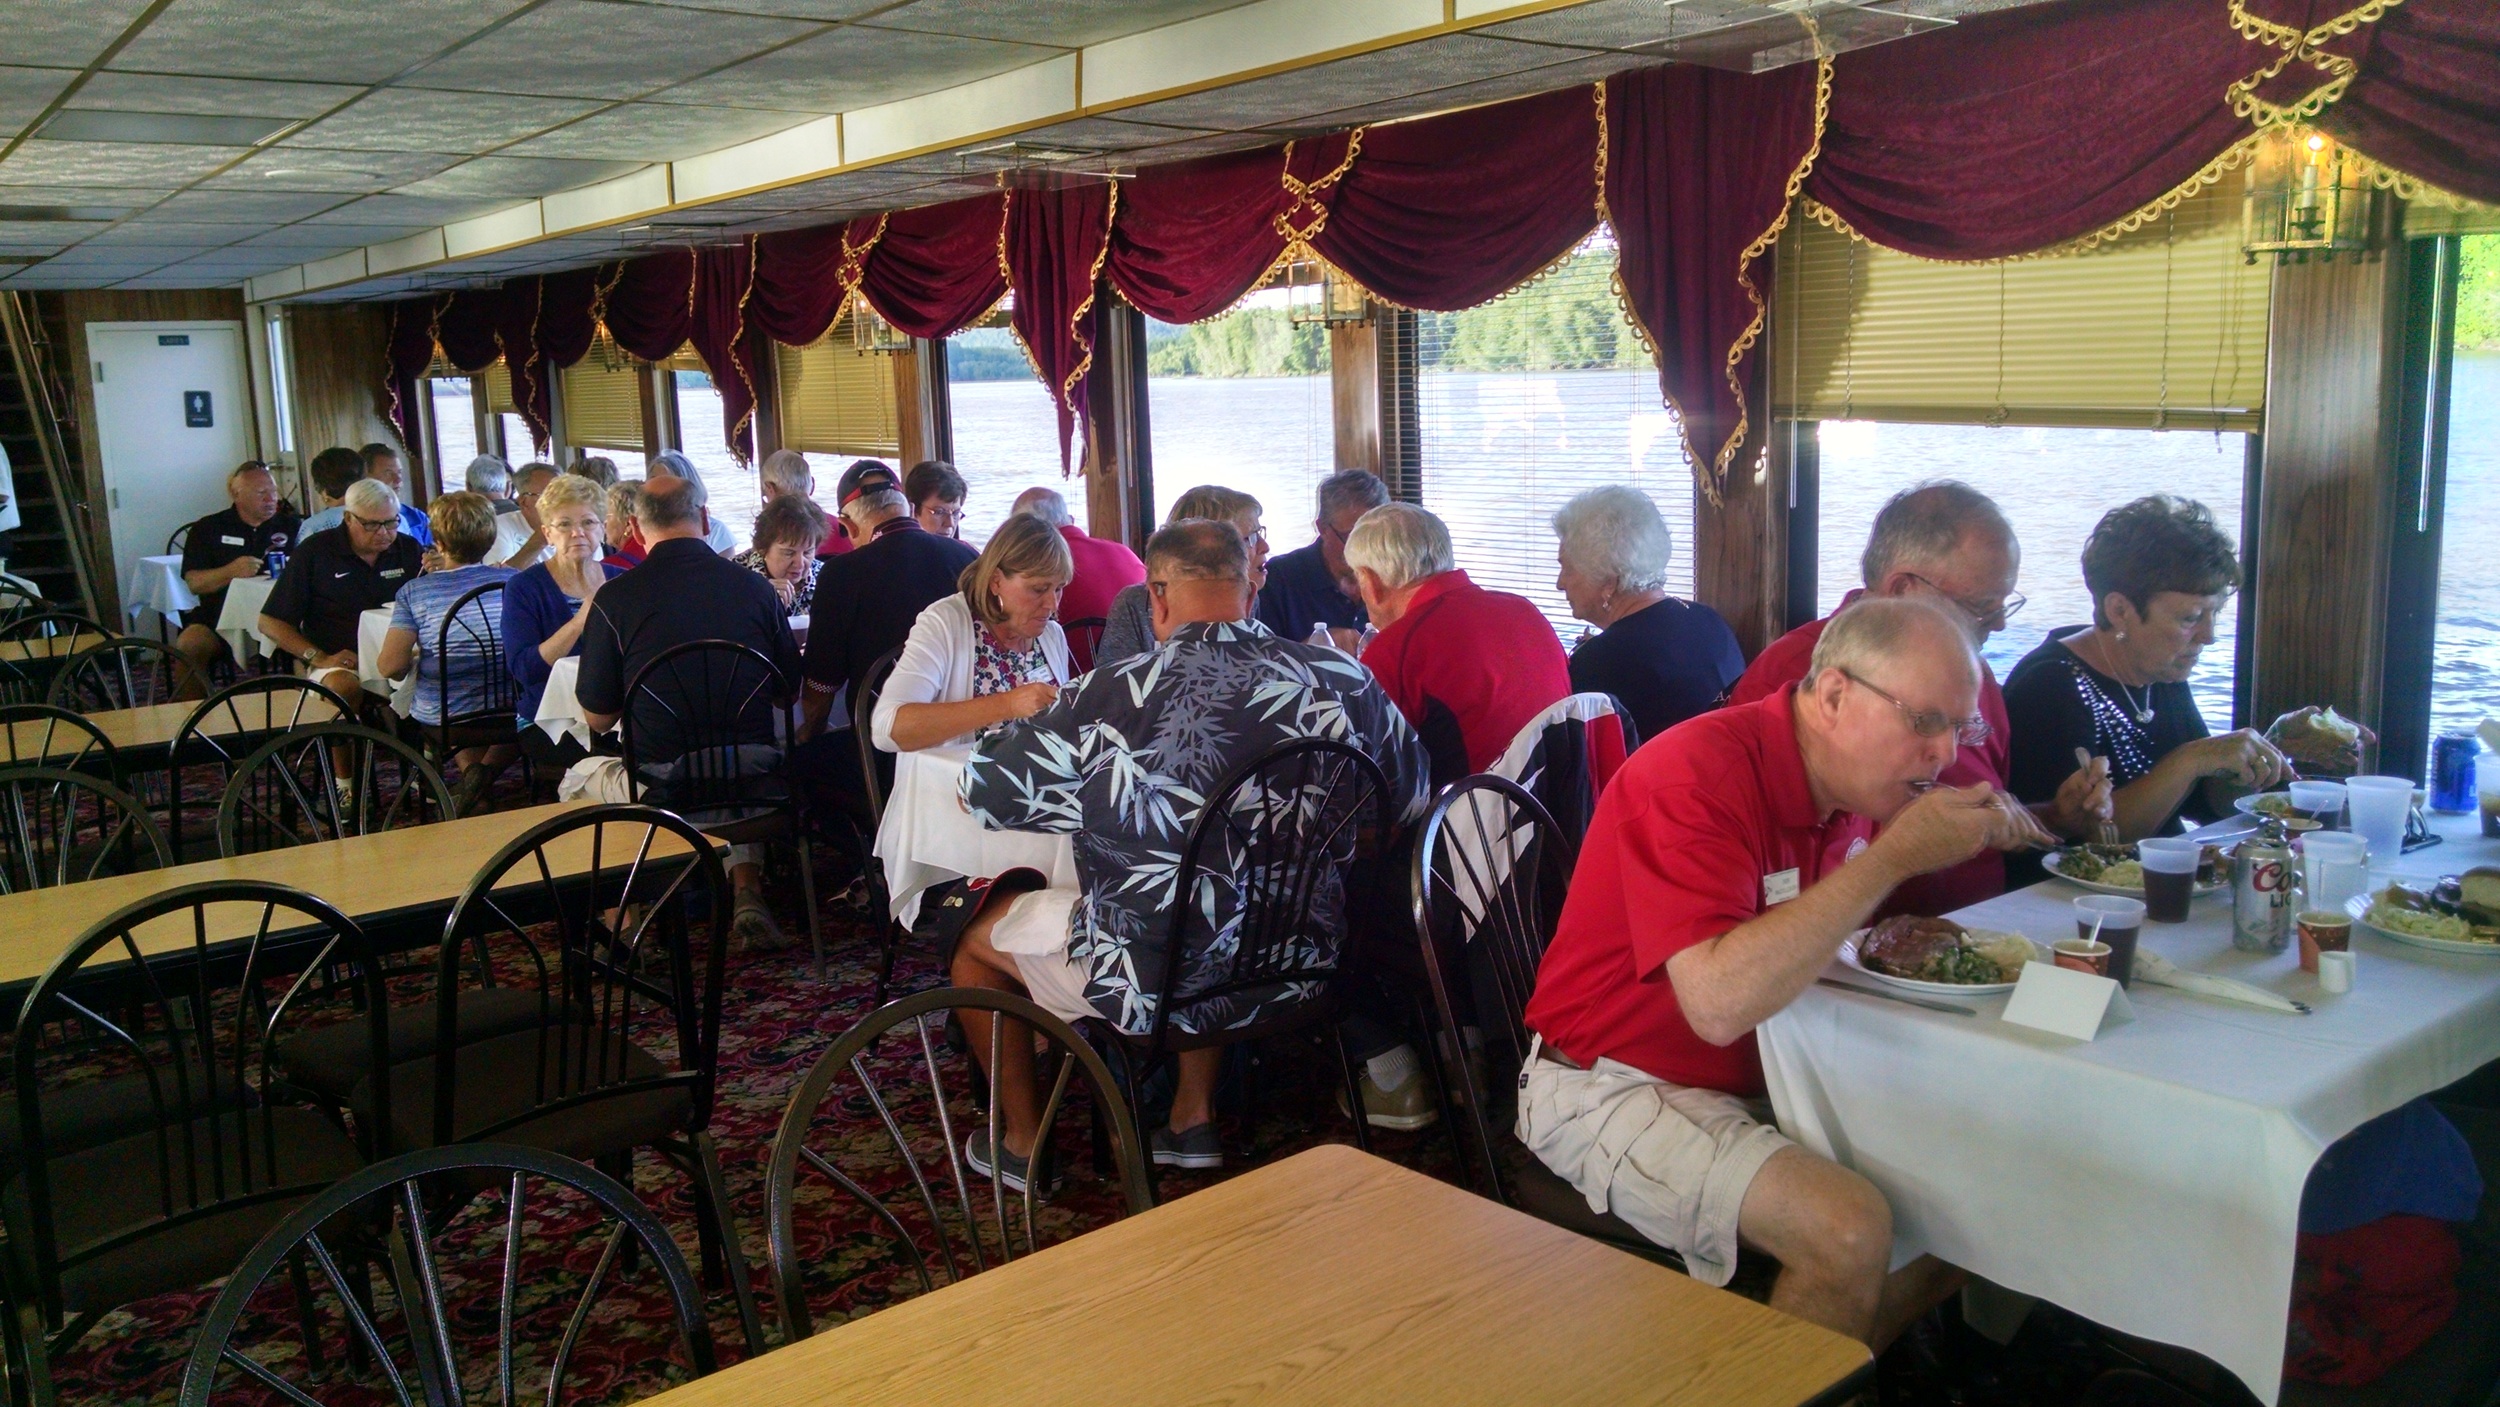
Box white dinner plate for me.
[2344,892,2500,957]
[2041,849,2226,898]
[1839,929,2043,997]
[2231,791,2299,819]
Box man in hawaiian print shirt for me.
[948,520,1430,1183]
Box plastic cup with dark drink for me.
[2287,780,2346,827]
[2075,896,2145,987]
[2138,839,2200,924]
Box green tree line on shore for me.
[2462,234,2499,350]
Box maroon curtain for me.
[685,243,758,462]
[856,193,1009,339]
[493,279,552,451]
[432,290,503,371]
[535,267,602,373]
[1606,63,1821,499]
[1003,180,1116,472]
[750,222,860,348]
[2316,0,2500,205]
[383,299,439,454]
[597,249,696,364]
[1107,134,1356,323]
[1310,86,1601,312]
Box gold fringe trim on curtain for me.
[723,235,761,462]
[1052,180,1120,473]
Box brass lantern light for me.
[2242,126,2375,265]
[1285,259,1369,327]
[846,294,910,355]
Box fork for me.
[2076,745,2120,846]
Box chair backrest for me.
[766,986,1151,1339]
[0,765,170,893]
[1409,774,1572,1204]
[1059,614,1107,673]
[430,578,515,732]
[430,803,731,1149]
[0,608,110,645]
[0,656,33,707]
[852,644,902,824]
[167,675,352,862]
[45,635,208,711]
[1490,692,1635,853]
[0,579,39,632]
[12,880,386,1325]
[1154,736,1392,1044]
[179,1142,717,1407]
[0,703,118,783]
[164,522,190,556]
[216,721,455,857]
[618,637,787,821]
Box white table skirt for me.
[534,655,592,749]
[1758,811,2500,1403]
[873,742,1076,928]
[354,607,417,718]
[213,575,278,665]
[124,554,196,627]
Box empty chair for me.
[0,609,108,647]
[1488,692,1636,852]
[853,644,904,998]
[165,675,351,861]
[0,703,118,783]
[216,720,455,857]
[1057,614,1108,671]
[766,987,1150,1340]
[45,635,209,711]
[180,1142,717,1407]
[0,578,39,633]
[0,766,168,893]
[0,655,33,706]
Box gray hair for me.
[1551,485,1672,595]
[463,454,511,497]
[342,477,400,520]
[1144,520,1248,582]
[1317,469,1391,523]
[1342,502,1453,592]
[1012,486,1072,527]
[842,487,907,525]
[1861,480,2013,587]
[574,455,620,489]
[650,449,703,485]
[639,473,704,529]
[760,448,813,497]
[514,461,558,497]
[1804,595,1975,690]
[1167,484,1262,532]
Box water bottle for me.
[1307,622,1334,648]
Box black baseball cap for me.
[836,459,900,510]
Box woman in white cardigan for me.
[872,512,1074,753]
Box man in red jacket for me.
[1014,486,1142,672]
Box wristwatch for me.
[299,646,319,664]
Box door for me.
[89,323,252,615]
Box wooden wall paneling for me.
[892,343,931,467]
[1083,295,1153,548]
[285,303,399,473]
[745,330,781,461]
[1692,436,1788,659]
[1330,318,1380,474]
[916,337,954,465]
[2248,205,2411,750]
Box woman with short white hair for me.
[1550,485,1743,744]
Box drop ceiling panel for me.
[205,148,466,192]
[278,89,609,154]
[234,223,431,247]
[0,220,109,243]
[300,193,518,225]
[10,0,158,68]
[398,2,824,101]
[397,155,647,200]
[82,222,255,246]
[107,0,537,83]
[66,72,362,118]
[499,103,818,162]
[148,188,355,222]
[1280,48,1650,132]
[0,67,77,141]
[1113,34,1566,130]
[0,140,245,186]
[649,25,1056,113]
[876,0,1255,47]
[627,0,889,18]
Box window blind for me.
[775,312,902,458]
[1772,182,2270,432]
[481,358,516,416]
[559,338,645,452]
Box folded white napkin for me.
[2131,950,2311,1014]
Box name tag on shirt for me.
[220,534,246,546]
[379,568,405,579]
[1763,868,1801,906]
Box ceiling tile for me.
[0,184,170,208]
[155,253,300,274]
[627,0,887,17]
[0,139,244,186]
[990,116,1224,152]
[872,0,1253,47]
[0,67,78,142]
[1481,0,1686,50]
[1115,34,1562,130]
[399,1,824,101]
[37,246,186,268]
[497,102,815,162]
[300,193,519,225]
[204,147,464,192]
[396,155,645,200]
[1276,49,1648,133]
[234,223,431,247]
[108,0,536,83]
[147,188,355,222]
[279,89,607,154]
[0,219,110,242]
[80,221,253,246]
[10,0,158,67]
[648,24,1055,113]
[66,71,362,119]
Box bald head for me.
[1861,481,2021,640]
[1796,596,1983,823]
[636,472,708,542]
[1013,487,1072,528]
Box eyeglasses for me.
[349,513,400,534]
[1840,670,1992,746]
[1905,574,2025,628]
[924,502,965,525]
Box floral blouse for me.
[731,548,817,616]
[971,623,1056,698]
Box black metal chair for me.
[370,803,765,1353]
[0,656,33,707]
[853,645,906,999]
[165,675,353,862]
[3,881,387,1402]
[1059,614,1107,672]
[765,987,1152,1340]
[0,609,109,647]
[0,703,119,785]
[45,635,209,712]
[216,721,456,857]
[0,765,170,893]
[620,637,823,979]
[1094,736,1393,1180]
[161,523,193,649]
[1494,693,1639,855]
[178,1142,717,1407]
[423,579,518,788]
[0,579,40,633]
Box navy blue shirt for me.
[1253,540,1366,642]
[803,517,977,710]
[1566,596,1745,750]
[501,559,614,723]
[576,537,799,762]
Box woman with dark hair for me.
[733,493,827,613]
[2004,495,2356,837]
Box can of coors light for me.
[2231,818,2293,953]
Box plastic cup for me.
[2318,949,2356,993]
[2138,839,2200,923]
[2296,908,2352,974]
[2344,776,2413,863]
[2053,939,2112,976]
[2287,780,2347,826]
[2075,895,2146,986]
[2301,832,2370,915]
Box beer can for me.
[2231,819,2293,954]
[2430,734,2477,814]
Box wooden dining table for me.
[649,1143,1871,1407]
[0,800,717,993]
[0,632,110,666]
[4,692,345,770]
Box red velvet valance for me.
[373,0,2498,485]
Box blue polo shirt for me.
[1253,540,1365,642]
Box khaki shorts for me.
[1514,1039,1791,1287]
[991,887,1093,1025]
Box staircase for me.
[0,292,100,619]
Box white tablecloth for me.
[354,607,417,717]
[213,575,278,664]
[873,742,1077,927]
[124,554,196,627]
[534,655,593,749]
[1758,813,2500,1402]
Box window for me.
[2429,232,2500,745]
[944,322,1079,542]
[1812,422,2249,727]
[1145,286,1334,549]
[1414,232,1695,640]
[560,340,647,457]
[429,377,477,484]
[674,365,761,554]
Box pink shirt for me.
[1055,525,1145,671]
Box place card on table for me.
[2001,961,2135,1041]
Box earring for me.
[2116,631,2129,640]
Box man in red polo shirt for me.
[1732,481,2105,913]
[1521,596,2056,1350]
[1013,485,1143,672]
[1344,502,1571,786]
